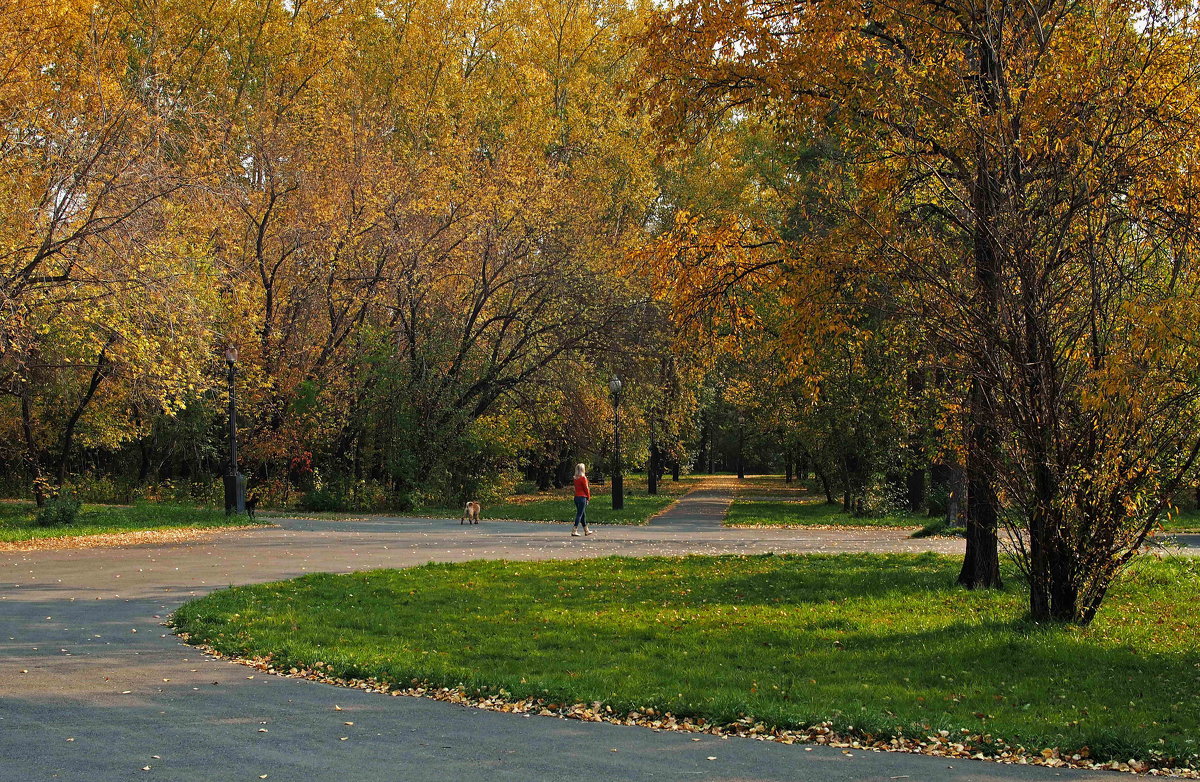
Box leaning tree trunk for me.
[815,465,835,504]
[57,337,115,483]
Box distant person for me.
[572,463,593,537]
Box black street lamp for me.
[737,412,746,480]
[609,375,624,511]
[223,347,246,515]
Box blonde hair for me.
[575,463,586,478]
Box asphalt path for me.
[0,488,1190,781]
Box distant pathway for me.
[0,483,1140,782]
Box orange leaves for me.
[633,210,782,344]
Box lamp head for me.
[609,375,622,395]
[224,346,238,365]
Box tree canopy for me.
[3,0,1200,623]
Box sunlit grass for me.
[173,553,1200,766]
[726,499,919,528]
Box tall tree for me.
[644,0,1200,621]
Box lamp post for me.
[737,412,746,480]
[223,347,246,515]
[609,375,624,511]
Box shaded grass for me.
[726,499,919,529]
[0,501,268,543]
[911,517,966,538]
[172,553,1200,766]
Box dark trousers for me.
[574,496,588,527]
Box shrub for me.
[37,494,81,526]
[911,517,965,539]
[298,487,347,512]
[512,481,539,495]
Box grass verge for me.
[1165,508,1200,533]
[726,499,919,528]
[0,501,269,543]
[172,553,1200,769]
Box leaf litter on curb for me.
[176,635,1198,778]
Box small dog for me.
[245,494,258,520]
[461,501,481,525]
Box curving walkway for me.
[0,485,1157,781]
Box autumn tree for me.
[0,0,215,503]
[643,0,1200,621]
[137,0,661,503]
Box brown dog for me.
[461,501,481,525]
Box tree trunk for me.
[57,337,116,483]
[814,464,835,504]
[20,386,46,506]
[906,467,925,514]
[137,440,152,483]
[785,455,793,483]
[842,456,852,512]
[957,15,1004,591]
[1029,505,1079,622]
[929,463,950,517]
[945,462,964,525]
[647,433,660,495]
[959,381,1001,589]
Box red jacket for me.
[574,476,591,498]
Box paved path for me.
[0,487,1154,781]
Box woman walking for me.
[572,463,593,536]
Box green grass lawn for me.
[732,475,819,498]
[726,499,919,528]
[173,553,1200,767]
[0,501,268,543]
